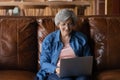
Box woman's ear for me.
[57,23,60,28]
[56,25,59,30]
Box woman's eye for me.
[60,22,73,27]
[62,23,65,26]
[68,23,73,26]
[69,23,72,25]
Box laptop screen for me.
[60,56,93,78]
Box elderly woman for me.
[36,9,91,80]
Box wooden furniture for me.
[0,6,16,16]
[21,5,46,16]
[0,16,120,80]
[107,0,120,15]
[49,4,76,15]
[0,1,90,16]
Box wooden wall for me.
[0,0,120,16]
[107,0,120,15]
[95,0,120,15]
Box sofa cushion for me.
[0,17,38,72]
[37,18,55,47]
[97,70,120,80]
[89,17,120,71]
[37,18,55,69]
[0,70,36,80]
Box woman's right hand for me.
[56,67,60,74]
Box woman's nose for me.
[65,25,69,30]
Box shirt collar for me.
[55,30,74,42]
[55,30,61,42]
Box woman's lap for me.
[76,75,90,80]
[47,73,90,80]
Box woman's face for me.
[58,18,74,36]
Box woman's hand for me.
[56,67,60,74]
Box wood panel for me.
[0,1,90,16]
[107,0,120,15]
[95,0,105,15]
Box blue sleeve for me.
[83,39,92,56]
[78,32,92,56]
[40,39,56,74]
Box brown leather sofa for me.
[0,16,120,80]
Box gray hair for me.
[54,9,77,26]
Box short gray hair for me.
[54,9,77,26]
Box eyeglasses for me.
[60,22,74,28]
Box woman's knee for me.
[76,75,90,80]
[47,73,60,80]
[60,77,73,80]
[34,75,39,80]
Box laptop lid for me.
[59,56,93,78]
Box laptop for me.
[59,56,93,78]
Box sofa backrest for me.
[0,17,38,72]
[37,16,120,72]
[0,16,120,73]
[88,16,120,72]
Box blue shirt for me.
[37,30,91,80]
